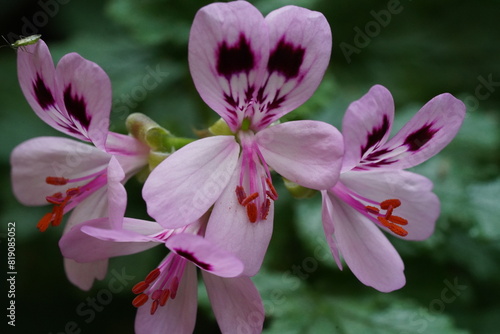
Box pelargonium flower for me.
[10,40,149,289]
[59,175,264,334]
[321,85,466,292]
[143,1,343,276]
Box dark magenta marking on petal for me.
[223,92,239,109]
[361,115,390,156]
[64,84,90,130]
[266,94,286,111]
[404,123,439,151]
[33,73,55,110]
[363,148,391,162]
[217,34,254,78]
[268,38,305,79]
[175,249,212,271]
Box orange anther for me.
[380,199,401,210]
[132,281,149,294]
[241,192,259,206]
[266,178,278,200]
[150,300,159,315]
[51,206,64,227]
[365,206,380,214]
[159,289,170,306]
[386,224,408,237]
[377,216,391,228]
[145,268,161,284]
[37,213,53,232]
[388,215,408,226]
[246,203,258,223]
[377,216,407,237]
[132,294,149,308]
[170,277,179,299]
[46,177,68,185]
[261,198,271,220]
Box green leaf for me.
[468,178,500,240]
[257,274,469,334]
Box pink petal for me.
[143,136,239,229]
[54,53,112,149]
[320,191,342,269]
[106,157,126,229]
[202,273,264,334]
[166,234,244,278]
[189,1,269,131]
[60,218,162,263]
[256,120,343,190]
[10,137,110,206]
[253,6,332,128]
[326,192,405,292]
[17,40,59,132]
[135,261,197,334]
[341,170,439,240]
[64,258,107,291]
[205,164,273,276]
[379,93,466,169]
[341,85,394,171]
[59,189,112,291]
[105,131,149,156]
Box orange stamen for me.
[132,281,149,294]
[132,294,149,308]
[266,178,278,200]
[170,277,179,299]
[365,205,380,214]
[380,199,401,210]
[150,300,159,315]
[145,268,161,284]
[46,177,68,185]
[51,206,64,227]
[261,198,271,220]
[241,192,259,206]
[37,213,53,232]
[159,290,170,306]
[377,216,408,237]
[386,224,408,237]
[388,215,408,226]
[246,203,258,223]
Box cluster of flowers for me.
[10,1,465,333]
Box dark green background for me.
[1,0,499,333]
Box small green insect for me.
[1,34,42,51]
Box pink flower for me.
[321,85,466,292]
[10,40,149,289]
[59,181,264,334]
[143,1,343,276]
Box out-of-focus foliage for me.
[0,0,499,333]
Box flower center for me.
[333,183,408,237]
[235,131,278,223]
[37,170,107,232]
[131,254,186,315]
[365,199,408,237]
